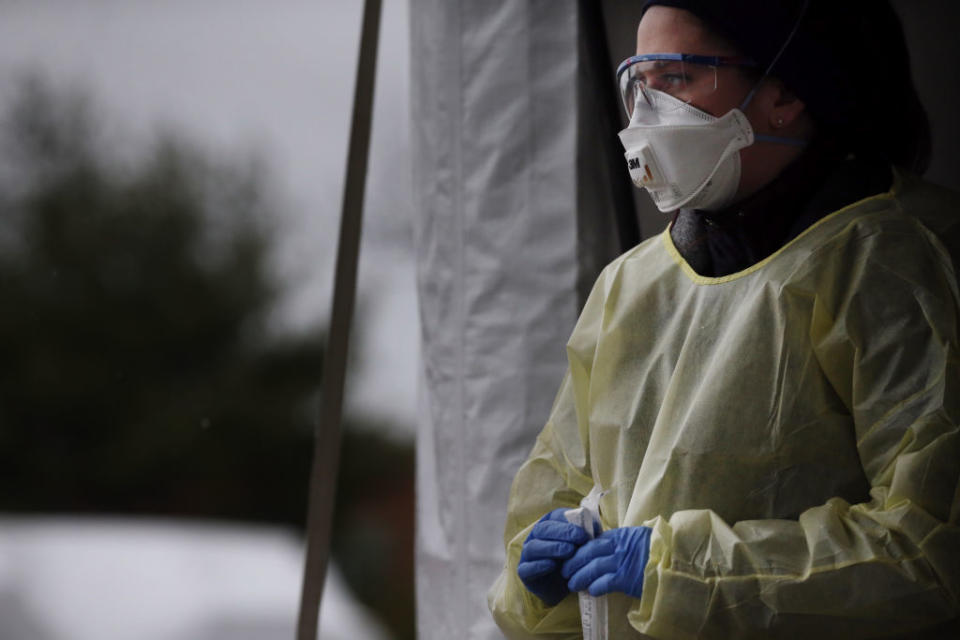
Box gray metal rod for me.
[296,0,382,637]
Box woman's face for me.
[634,6,755,118]
[634,6,810,203]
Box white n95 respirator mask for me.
[618,89,754,212]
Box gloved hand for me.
[517,508,591,606]
[562,526,652,599]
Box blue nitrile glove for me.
[517,508,591,606]
[562,526,652,599]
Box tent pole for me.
[296,0,382,638]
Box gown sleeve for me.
[632,220,960,639]
[487,268,610,639]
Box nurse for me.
[489,1,960,638]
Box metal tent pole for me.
[296,0,382,638]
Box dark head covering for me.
[641,0,930,172]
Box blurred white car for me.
[0,516,390,640]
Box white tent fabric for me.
[0,517,389,640]
[411,1,602,638]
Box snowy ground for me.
[0,516,390,640]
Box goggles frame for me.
[616,53,759,116]
[616,53,759,81]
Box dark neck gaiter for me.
[669,142,892,277]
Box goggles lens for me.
[617,54,757,118]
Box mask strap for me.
[754,133,807,147]
[738,86,761,113]
[738,0,811,148]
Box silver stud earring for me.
[775,118,784,128]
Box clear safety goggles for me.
[616,53,759,117]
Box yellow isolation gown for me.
[488,174,960,639]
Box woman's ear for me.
[769,80,806,129]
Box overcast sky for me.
[0,0,418,436]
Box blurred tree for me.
[334,418,415,637]
[0,76,319,525]
[0,77,414,640]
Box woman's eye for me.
[661,73,688,87]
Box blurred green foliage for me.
[0,77,414,640]
[0,76,319,525]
